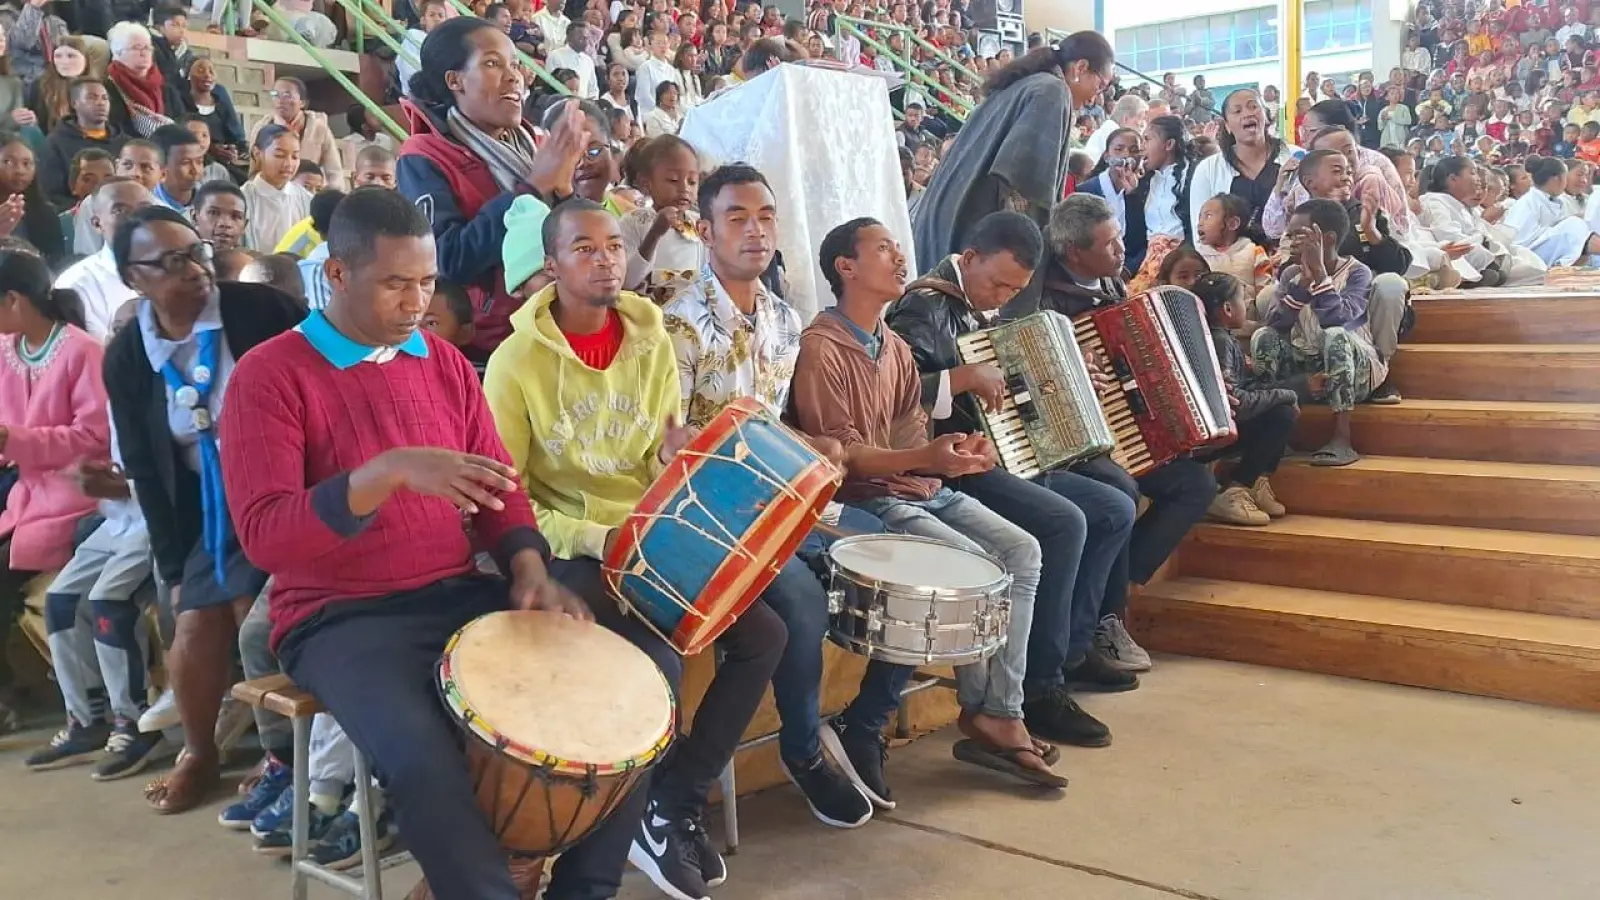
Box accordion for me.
[1072,286,1236,477]
[955,311,1116,480]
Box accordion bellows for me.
[1075,287,1236,476]
[956,312,1115,480]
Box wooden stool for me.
[232,675,412,899]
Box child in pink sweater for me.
[1195,193,1275,319]
[0,248,110,731]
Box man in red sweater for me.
[219,188,681,900]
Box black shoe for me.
[1022,686,1112,748]
[1063,650,1140,693]
[690,809,727,888]
[92,720,170,781]
[780,750,872,828]
[819,716,894,810]
[628,800,711,900]
[25,719,110,771]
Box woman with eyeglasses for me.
[103,22,186,139]
[247,77,344,192]
[0,247,107,736]
[909,31,1116,289]
[396,16,587,360]
[103,204,303,814]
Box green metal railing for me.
[248,0,408,140]
[443,0,571,96]
[333,0,418,72]
[835,15,973,122]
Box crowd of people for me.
[0,2,1596,900]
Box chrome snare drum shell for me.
[824,534,1012,666]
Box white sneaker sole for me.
[626,840,710,900]
[818,725,896,810]
[777,755,873,828]
[138,693,180,734]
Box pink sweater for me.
[0,326,109,571]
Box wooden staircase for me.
[1131,291,1600,713]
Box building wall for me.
[1096,0,1381,96]
[1022,0,1095,40]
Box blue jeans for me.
[853,490,1041,719]
[760,553,831,763]
[951,467,1136,697]
[796,508,919,735]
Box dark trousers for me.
[1227,405,1298,487]
[1075,456,1216,616]
[947,468,1083,698]
[278,568,681,900]
[650,578,786,818]
[0,535,40,692]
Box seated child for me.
[1299,148,1414,278]
[1154,243,1210,291]
[424,280,478,352]
[1506,155,1600,266]
[1193,273,1298,526]
[1252,199,1385,468]
[63,149,117,256]
[292,160,325,195]
[1195,192,1274,308]
[1064,150,1094,196]
[1552,123,1581,159]
[350,145,397,189]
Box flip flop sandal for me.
[952,739,1069,789]
[145,765,220,814]
[1309,444,1361,467]
[1033,738,1060,766]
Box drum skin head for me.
[829,534,1005,591]
[444,611,675,773]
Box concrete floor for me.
[3,656,1598,900]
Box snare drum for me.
[604,397,841,656]
[825,534,1012,666]
[438,611,674,857]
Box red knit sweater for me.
[220,329,548,651]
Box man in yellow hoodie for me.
[486,198,790,900]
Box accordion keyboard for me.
[1071,320,1157,476]
[953,334,1042,479]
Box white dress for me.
[1418,191,1548,284]
[1503,190,1596,267]
[241,176,312,253]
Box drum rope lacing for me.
[614,427,807,621]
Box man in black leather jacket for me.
[1004,194,1217,653]
[885,211,1140,749]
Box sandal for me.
[1033,737,1060,766]
[1309,443,1361,467]
[144,755,220,814]
[952,739,1068,789]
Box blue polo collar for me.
[297,309,429,369]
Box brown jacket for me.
[787,311,942,503]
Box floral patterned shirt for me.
[662,265,804,428]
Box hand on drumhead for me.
[656,415,699,466]
[509,557,595,621]
[377,447,519,515]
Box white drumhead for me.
[830,535,1003,590]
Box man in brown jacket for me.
[788,217,1066,789]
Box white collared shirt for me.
[137,291,235,474]
[55,245,136,341]
[548,46,599,98]
[929,254,988,421]
[1145,163,1185,239]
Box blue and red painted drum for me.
[603,397,842,656]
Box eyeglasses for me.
[126,241,215,274]
[268,89,301,100]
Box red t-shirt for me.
[563,309,625,370]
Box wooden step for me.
[1178,515,1600,619]
[1131,578,1600,712]
[1268,456,1600,537]
[1294,400,1600,466]
[1388,344,1600,402]
[1409,295,1600,344]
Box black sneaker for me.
[627,800,711,900]
[819,716,895,810]
[1022,686,1112,748]
[690,809,726,888]
[780,750,872,829]
[309,807,398,870]
[1063,650,1140,693]
[1368,381,1403,405]
[92,720,170,781]
[25,719,110,771]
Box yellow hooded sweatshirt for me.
[484,283,680,561]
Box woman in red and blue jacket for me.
[396,16,589,361]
